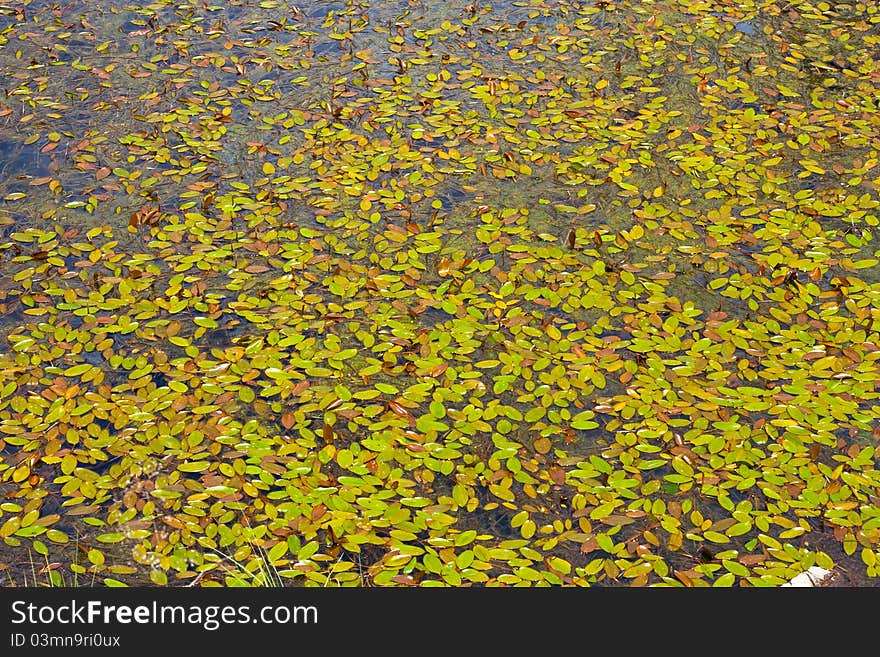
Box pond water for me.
[0,0,878,587]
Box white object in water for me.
[781,566,834,587]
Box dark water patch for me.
[662,265,751,318]
[434,193,457,213]
[0,13,19,32]
[726,99,766,114]
[0,139,54,181]
[217,2,247,23]
[734,21,758,36]
[416,305,455,328]
[313,39,344,58]
[0,301,25,338]
[200,326,236,348]
[77,455,117,476]
[454,490,518,539]
[305,3,346,21]
[567,423,612,457]
[441,183,469,207]
[80,348,106,366]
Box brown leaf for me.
[674,569,694,587]
[739,554,767,566]
[290,381,310,395]
[388,401,412,418]
[580,536,599,553]
[533,437,551,454]
[38,562,63,574]
[842,348,861,363]
[548,466,566,485]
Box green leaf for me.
[64,363,92,377]
[103,579,128,587]
[96,533,125,544]
[713,573,736,587]
[178,461,210,473]
[268,541,288,563]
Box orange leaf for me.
[387,401,411,418]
